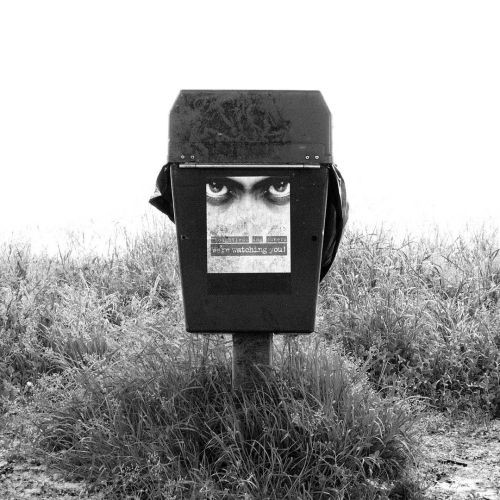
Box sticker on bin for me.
[207,176,291,273]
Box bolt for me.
[180,154,185,159]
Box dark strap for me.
[320,164,349,280]
[149,164,175,223]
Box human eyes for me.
[268,180,290,198]
[206,179,232,205]
[263,178,290,205]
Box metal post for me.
[232,333,273,391]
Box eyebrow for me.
[209,177,287,193]
[251,177,278,193]
[222,178,245,192]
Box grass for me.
[318,228,500,416]
[1,222,499,498]
[32,337,418,499]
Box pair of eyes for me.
[206,177,290,206]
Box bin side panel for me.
[171,165,328,333]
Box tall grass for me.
[1,223,499,497]
[319,228,500,415]
[33,335,417,499]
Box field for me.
[1,224,499,499]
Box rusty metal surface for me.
[167,90,332,165]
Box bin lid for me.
[167,90,332,165]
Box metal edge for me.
[179,164,321,169]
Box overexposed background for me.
[1,0,499,253]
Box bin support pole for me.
[232,333,273,391]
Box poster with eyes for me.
[207,176,291,273]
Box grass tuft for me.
[34,337,418,499]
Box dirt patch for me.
[0,407,105,500]
[417,415,500,499]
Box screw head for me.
[305,155,310,160]
[315,155,319,160]
[180,154,185,159]
[190,155,195,160]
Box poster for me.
[207,175,291,273]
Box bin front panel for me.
[171,165,328,333]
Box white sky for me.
[1,0,499,252]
